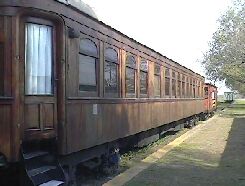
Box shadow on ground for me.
[125,117,245,186]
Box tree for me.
[202,0,245,95]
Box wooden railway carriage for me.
[0,0,208,185]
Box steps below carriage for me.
[21,140,66,186]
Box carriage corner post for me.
[0,0,218,185]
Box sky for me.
[82,0,232,94]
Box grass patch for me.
[219,99,245,117]
[120,129,189,172]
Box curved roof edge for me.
[55,0,98,19]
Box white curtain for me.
[25,23,52,95]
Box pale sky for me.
[83,0,232,94]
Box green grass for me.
[234,99,245,105]
[219,99,245,117]
[120,129,189,172]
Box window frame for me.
[182,74,185,98]
[164,67,170,97]
[125,53,137,98]
[139,58,148,98]
[154,63,161,98]
[78,36,99,97]
[177,72,181,98]
[171,70,176,98]
[104,46,120,98]
[24,17,56,96]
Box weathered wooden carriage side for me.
[0,15,21,162]
[0,0,206,162]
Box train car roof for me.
[205,83,217,88]
[54,0,204,79]
[56,0,98,19]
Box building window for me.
[140,59,148,97]
[0,42,4,96]
[125,54,136,97]
[154,63,161,97]
[172,71,176,98]
[25,23,53,95]
[104,47,119,97]
[79,38,98,95]
[165,68,170,96]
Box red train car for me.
[204,83,218,116]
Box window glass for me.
[126,68,135,95]
[25,23,53,95]
[165,68,170,77]
[0,42,4,96]
[165,77,170,96]
[105,48,118,63]
[154,64,161,75]
[104,48,119,96]
[182,75,185,97]
[172,79,176,97]
[212,91,215,99]
[154,75,161,97]
[140,59,148,96]
[126,55,136,68]
[140,72,147,96]
[182,75,185,81]
[204,87,208,98]
[178,73,181,80]
[177,80,181,97]
[140,60,148,71]
[105,62,118,94]
[193,85,196,98]
[79,38,98,94]
[172,71,175,79]
[126,54,136,97]
[154,64,161,97]
[80,38,97,56]
[79,55,97,91]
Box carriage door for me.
[23,21,57,141]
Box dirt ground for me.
[124,100,245,186]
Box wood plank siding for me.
[0,0,206,160]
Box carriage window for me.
[193,80,196,98]
[204,87,208,98]
[190,79,193,98]
[165,68,170,96]
[211,91,216,100]
[186,77,189,98]
[125,54,136,97]
[79,38,98,94]
[154,64,161,97]
[104,48,119,97]
[0,42,3,96]
[177,73,181,97]
[25,23,53,95]
[140,59,148,97]
[172,71,176,98]
[197,81,200,97]
[182,75,185,97]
